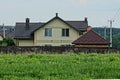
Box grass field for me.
[0,53,120,80]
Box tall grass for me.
[0,53,119,80]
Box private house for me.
[14,14,109,47]
[14,14,88,46]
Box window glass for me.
[45,28,52,37]
[62,28,69,37]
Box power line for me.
[108,8,120,47]
[112,8,120,21]
[113,14,120,22]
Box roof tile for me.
[72,30,110,45]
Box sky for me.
[0,0,120,28]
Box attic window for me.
[62,28,69,37]
[45,28,52,37]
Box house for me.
[14,13,109,47]
[14,13,88,46]
[72,29,110,48]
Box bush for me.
[2,37,15,46]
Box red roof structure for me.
[72,30,110,45]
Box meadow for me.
[0,53,120,80]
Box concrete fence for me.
[0,46,118,54]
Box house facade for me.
[34,18,80,46]
[14,14,88,46]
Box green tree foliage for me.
[93,28,120,50]
[2,37,15,46]
[93,28,120,37]
[113,33,120,50]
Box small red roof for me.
[72,30,110,45]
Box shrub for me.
[2,37,15,46]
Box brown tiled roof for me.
[72,30,110,45]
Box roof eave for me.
[72,43,110,45]
[14,37,33,40]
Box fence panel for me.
[0,46,118,54]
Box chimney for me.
[26,18,30,30]
[87,26,92,32]
[56,13,58,17]
[85,17,87,22]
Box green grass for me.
[0,53,120,80]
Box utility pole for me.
[104,26,107,39]
[3,23,5,38]
[109,20,114,48]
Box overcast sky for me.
[0,0,120,28]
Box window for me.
[62,28,69,37]
[45,28,52,37]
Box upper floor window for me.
[45,28,52,37]
[62,28,69,37]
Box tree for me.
[2,37,15,46]
[112,33,120,50]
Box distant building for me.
[0,25,14,40]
